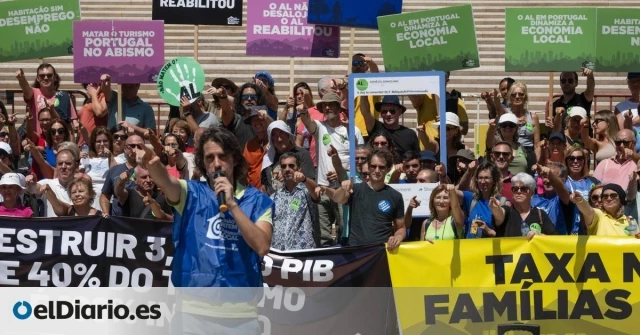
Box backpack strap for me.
[423,218,433,240]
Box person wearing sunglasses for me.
[564,146,600,234]
[583,110,619,165]
[561,106,588,148]
[614,72,640,134]
[83,127,116,184]
[422,112,465,175]
[572,184,639,237]
[110,126,128,164]
[253,71,279,118]
[114,165,172,221]
[23,119,73,180]
[588,185,604,210]
[530,163,571,235]
[100,135,143,216]
[492,172,556,239]
[488,113,528,175]
[593,129,638,215]
[549,68,595,131]
[361,95,419,161]
[221,83,267,150]
[270,153,320,251]
[16,63,79,139]
[502,82,539,172]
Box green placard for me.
[505,8,597,72]
[157,57,206,107]
[596,8,640,72]
[0,0,80,62]
[377,4,480,72]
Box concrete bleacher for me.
[1,0,638,145]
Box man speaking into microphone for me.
[137,126,274,288]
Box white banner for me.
[388,183,439,218]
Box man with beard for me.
[399,151,421,184]
[270,153,320,250]
[299,93,364,246]
[114,165,172,221]
[261,121,315,195]
[26,149,99,217]
[324,148,405,248]
[548,68,595,131]
[362,95,419,159]
[491,141,515,203]
[220,82,271,149]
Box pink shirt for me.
[26,88,78,138]
[0,205,33,218]
[297,106,324,167]
[593,158,637,192]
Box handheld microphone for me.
[213,169,228,212]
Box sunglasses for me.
[560,79,575,84]
[0,132,8,138]
[38,73,54,79]
[500,122,517,129]
[601,193,619,201]
[242,94,257,101]
[492,151,511,158]
[352,60,366,67]
[50,128,65,135]
[280,163,296,169]
[380,109,397,115]
[511,186,530,193]
[590,194,601,202]
[615,140,634,146]
[127,144,143,150]
[361,172,370,178]
[369,164,386,171]
[113,134,128,141]
[510,92,525,98]
[567,156,585,162]
[355,156,367,161]
[592,119,606,126]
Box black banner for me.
[151,0,243,26]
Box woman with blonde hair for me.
[42,175,102,216]
[499,82,541,169]
[563,145,600,234]
[582,110,618,165]
[420,184,464,241]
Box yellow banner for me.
[388,236,640,335]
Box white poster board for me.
[388,183,439,218]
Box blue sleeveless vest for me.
[172,181,273,287]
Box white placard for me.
[388,183,439,218]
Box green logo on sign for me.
[157,57,205,107]
[356,79,368,91]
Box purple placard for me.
[73,20,165,84]
[246,0,340,58]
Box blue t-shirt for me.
[531,195,567,235]
[44,146,56,167]
[565,177,598,234]
[462,191,504,239]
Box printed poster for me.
[377,4,480,72]
[151,0,242,26]
[0,0,81,62]
[505,8,597,71]
[246,0,340,58]
[596,8,640,72]
[307,0,402,29]
[73,20,165,84]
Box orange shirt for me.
[244,138,267,189]
[77,93,107,145]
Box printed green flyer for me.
[377,4,480,72]
[596,8,640,72]
[0,0,81,62]
[505,8,597,71]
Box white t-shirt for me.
[38,179,100,217]
[313,120,364,186]
[114,153,126,165]
[616,99,639,118]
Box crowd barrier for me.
[0,215,636,334]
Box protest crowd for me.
[1,57,639,251]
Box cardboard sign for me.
[307,0,402,29]
[246,0,340,57]
[157,57,206,107]
[151,0,242,26]
[377,4,480,72]
[505,8,597,71]
[0,0,80,62]
[596,8,640,72]
[389,183,439,218]
[73,21,165,84]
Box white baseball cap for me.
[568,106,587,119]
[0,173,25,190]
[0,142,11,156]
[432,112,462,130]
[498,113,519,125]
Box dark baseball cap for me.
[627,72,640,79]
[549,132,566,142]
[419,150,438,162]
